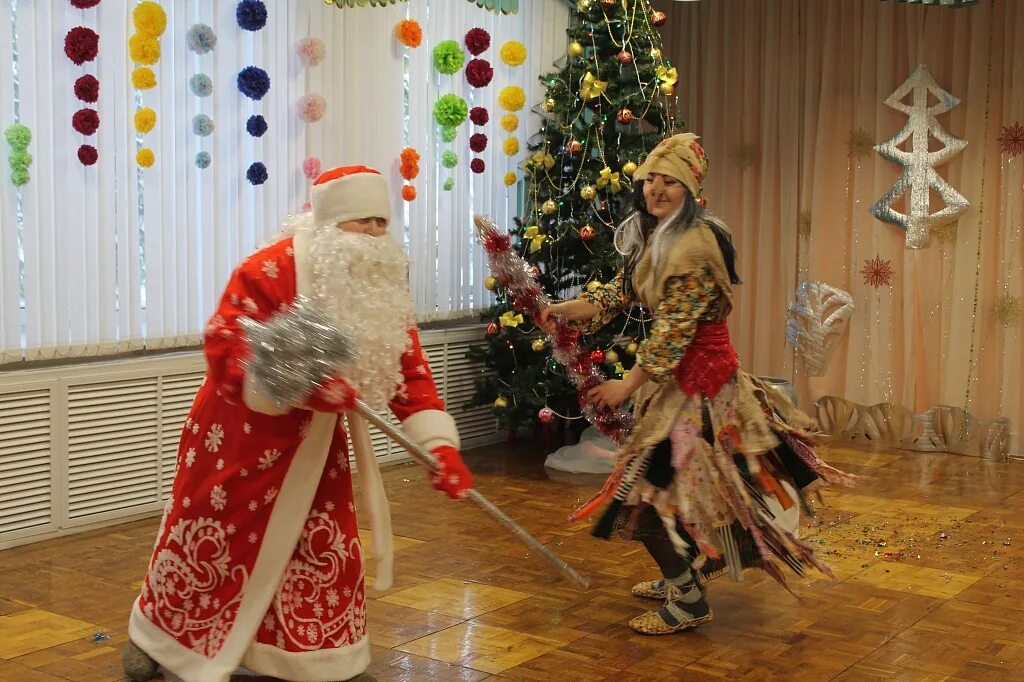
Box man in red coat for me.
[123,166,473,682]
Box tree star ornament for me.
[870,65,968,249]
[238,295,358,409]
[785,282,854,376]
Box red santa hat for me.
[310,165,391,228]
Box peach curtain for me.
[652,0,1022,449]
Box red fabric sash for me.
[673,321,739,398]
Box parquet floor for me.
[0,441,1022,681]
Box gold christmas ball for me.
[543,98,556,112]
[586,280,602,292]
[651,10,667,26]
[604,350,619,365]
[659,82,675,96]
[617,50,634,65]
[531,338,547,352]
[580,185,597,200]
[622,161,638,177]
[625,341,638,355]
[567,41,584,58]
[484,276,498,291]
[541,199,558,215]
[494,396,509,409]
[650,47,662,60]
[576,0,593,10]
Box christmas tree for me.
[470,0,678,434]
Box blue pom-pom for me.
[236,1,267,31]
[186,24,217,54]
[189,74,213,97]
[192,114,215,137]
[247,161,268,186]
[246,115,268,137]
[195,151,211,169]
[237,66,270,101]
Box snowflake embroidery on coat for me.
[210,486,227,511]
[243,422,252,434]
[258,449,282,470]
[191,423,200,435]
[242,297,259,314]
[264,487,279,505]
[262,259,280,279]
[184,448,197,468]
[205,424,225,452]
[285,246,295,256]
[248,500,258,512]
[182,497,191,508]
[229,294,239,305]
[216,458,224,471]
[205,315,226,338]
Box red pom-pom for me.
[469,107,489,126]
[470,158,485,174]
[70,0,102,7]
[64,27,99,65]
[465,58,493,88]
[78,144,98,165]
[74,74,100,103]
[464,27,491,56]
[469,133,488,153]
[72,108,100,136]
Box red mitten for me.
[429,445,473,499]
[304,377,358,413]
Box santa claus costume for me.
[123,166,473,682]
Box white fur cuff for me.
[401,410,460,451]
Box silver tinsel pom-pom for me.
[238,295,358,409]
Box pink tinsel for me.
[302,156,321,180]
[296,37,326,67]
[297,93,327,123]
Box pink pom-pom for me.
[302,156,321,180]
[297,37,326,67]
[297,93,327,123]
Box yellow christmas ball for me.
[586,280,602,292]
[543,98,556,112]
[604,350,619,365]
[622,161,638,177]
[531,338,547,352]
[659,82,675,96]
[484,276,498,291]
[580,185,597,200]
[650,48,662,60]
[567,41,584,58]
[576,0,593,10]
[542,199,558,215]
[494,396,509,409]
[625,341,639,355]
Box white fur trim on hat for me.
[311,172,391,228]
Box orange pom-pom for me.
[399,147,420,180]
[395,19,422,48]
[401,185,417,201]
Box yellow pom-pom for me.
[131,67,157,90]
[129,34,161,65]
[134,107,157,134]
[133,2,168,38]
[498,86,526,112]
[500,114,519,132]
[499,41,527,67]
[136,148,155,168]
[503,172,517,186]
[503,138,520,156]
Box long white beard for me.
[307,228,413,409]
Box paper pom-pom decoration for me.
[192,114,215,137]
[72,108,100,136]
[78,144,98,166]
[195,151,211,169]
[395,19,422,48]
[297,93,326,123]
[5,124,31,149]
[74,75,100,103]
[470,107,489,126]
[6,124,32,186]
[302,156,321,180]
[442,151,458,168]
[237,66,271,100]
[503,171,517,186]
[189,73,213,97]
[443,178,454,191]
[464,28,490,56]
[131,67,157,90]
[133,107,156,134]
[441,126,458,143]
[136,148,155,168]
[71,0,102,7]
[65,27,100,65]
[469,133,488,153]
[503,137,520,156]
[187,24,217,54]
[499,41,527,67]
[399,147,420,180]
[433,40,465,75]
[471,158,485,174]
[433,94,468,128]
[246,114,268,137]
[247,161,268,185]
[465,59,493,88]
[498,86,525,111]
[129,34,161,65]
[133,2,167,38]
[401,185,417,201]
[297,37,326,66]
[500,114,519,131]
[236,0,268,31]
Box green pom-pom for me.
[433,94,468,128]
[9,150,32,169]
[441,126,458,143]
[443,178,454,191]
[432,40,465,75]
[4,123,31,149]
[442,151,458,168]
[10,166,29,186]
